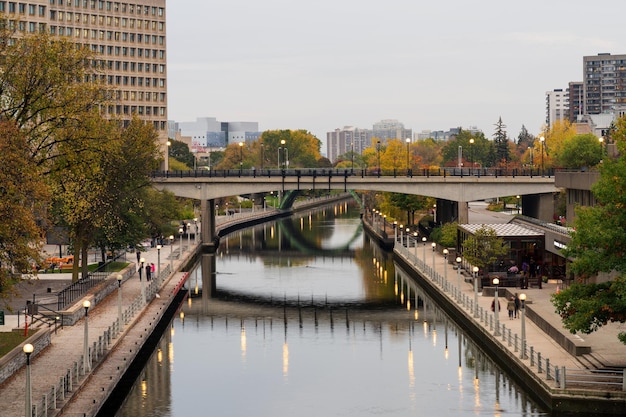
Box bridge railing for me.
[152,167,554,179]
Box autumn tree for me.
[537,120,576,169]
[0,121,49,305]
[256,130,322,168]
[557,134,603,169]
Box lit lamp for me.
[156,245,161,281]
[456,256,462,301]
[179,227,184,253]
[82,300,91,373]
[405,228,410,247]
[413,232,418,259]
[399,225,404,245]
[405,137,411,175]
[472,266,479,317]
[492,277,500,335]
[169,235,174,270]
[24,343,34,417]
[422,237,427,263]
[520,293,527,359]
[442,249,449,284]
[117,274,123,329]
[239,141,244,175]
[194,217,198,243]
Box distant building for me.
[173,117,260,149]
[326,126,372,163]
[545,89,568,128]
[416,127,463,141]
[372,119,412,142]
[568,82,584,123]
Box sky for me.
[166,0,625,149]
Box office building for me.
[174,117,260,150]
[326,126,372,163]
[4,0,169,158]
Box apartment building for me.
[545,88,568,128]
[583,53,626,116]
[1,0,168,151]
[326,126,372,163]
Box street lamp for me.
[469,138,475,172]
[520,293,527,359]
[117,274,123,329]
[405,138,411,175]
[351,141,354,173]
[539,136,546,177]
[492,277,500,335]
[422,237,427,264]
[413,232,418,259]
[516,195,521,214]
[179,227,184,253]
[528,146,533,169]
[24,343,34,417]
[169,235,174,270]
[140,257,146,303]
[83,300,91,373]
[187,222,192,249]
[156,245,161,281]
[405,227,410,247]
[443,248,449,284]
[599,136,605,158]
[239,141,244,175]
[376,140,381,177]
[472,266,479,318]
[456,256,462,301]
[431,242,436,272]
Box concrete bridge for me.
[151,168,559,246]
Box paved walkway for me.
[0,238,198,417]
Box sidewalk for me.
[0,238,197,417]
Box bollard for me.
[530,347,535,366]
[561,366,566,389]
[546,359,551,380]
[537,352,542,373]
[514,334,518,352]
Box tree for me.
[461,226,507,271]
[538,120,576,169]
[257,130,322,168]
[557,134,603,169]
[0,121,49,305]
[493,117,510,166]
[168,139,195,168]
[431,222,458,249]
[552,277,626,344]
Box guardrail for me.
[151,166,555,179]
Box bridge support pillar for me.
[201,199,217,246]
[201,253,217,303]
[458,201,469,224]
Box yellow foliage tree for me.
[537,120,577,169]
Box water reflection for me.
[116,201,547,417]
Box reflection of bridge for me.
[151,169,558,246]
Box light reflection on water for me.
[116,201,547,417]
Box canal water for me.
[115,201,547,417]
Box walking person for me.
[145,263,152,281]
[507,297,515,320]
[514,293,520,318]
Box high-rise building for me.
[6,0,169,155]
[326,126,372,163]
[583,53,626,115]
[175,117,260,149]
[567,82,584,123]
[372,119,412,142]
[545,89,568,128]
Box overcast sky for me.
[166,0,624,146]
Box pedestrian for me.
[136,250,141,264]
[145,263,151,281]
[507,297,515,319]
[514,293,520,318]
[151,263,156,277]
[491,299,500,312]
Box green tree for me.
[388,193,429,226]
[168,139,195,168]
[461,226,507,271]
[493,117,510,166]
[258,130,322,168]
[557,133,603,169]
[431,222,458,248]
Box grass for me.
[0,330,36,356]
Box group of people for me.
[135,250,156,281]
[491,293,523,320]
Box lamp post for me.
[458,145,462,168]
[399,224,403,246]
[351,141,354,173]
[260,142,264,169]
[156,245,161,281]
[117,274,123,329]
[179,227,184,253]
[405,227,410,247]
[539,136,546,177]
[422,237,427,264]
[520,293,527,359]
[431,242,436,272]
[516,195,521,214]
[187,222,192,249]
[139,257,146,303]
[376,140,381,177]
[472,266,479,317]
[405,138,411,175]
[83,300,91,372]
[469,138,474,173]
[24,343,33,417]
[413,232,418,259]
[442,248,449,285]
[493,277,500,335]
[193,217,198,243]
[169,235,174,270]
[528,146,533,170]
[239,141,244,175]
[599,136,605,159]
[456,256,462,301]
